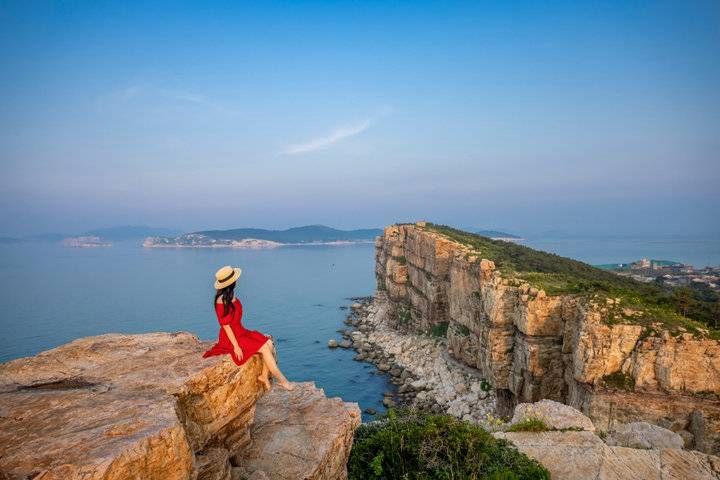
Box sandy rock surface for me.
[495,431,720,480]
[607,422,685,450]
[232,382,361,480]
[0,332,266,480]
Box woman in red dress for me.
[203,265,293,391]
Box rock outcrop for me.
[0,332,360,480]
[375,223,720,454]
[511,399,595,432]
[607,422,685,450]
[234,382,361,480]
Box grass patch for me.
[423,223,719,338]
[348,410,550,480]
[507,417,550,433]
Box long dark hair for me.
[214,282,236,316]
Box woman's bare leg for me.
[256,357,270,391]
[259,340,293,390]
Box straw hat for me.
[214,265,242,289]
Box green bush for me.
[430,322,449,338]
[348,410,550,480]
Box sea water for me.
[1,235,718,418]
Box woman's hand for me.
[233,345,244,362]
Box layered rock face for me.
[0,332,359,480]
[376,224,720,454]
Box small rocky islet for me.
[1,222,719,479]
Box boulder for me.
[0,332,265,480]
[511,399,595,432]
[327,339,339,348]
[232,382,360,480]
[606,422,684,450]
[495,431,720,480]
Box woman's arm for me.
[222,325,244,361]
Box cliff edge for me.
[0,332,360,480]
[375,223,720,454]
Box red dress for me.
[203,298,269,366]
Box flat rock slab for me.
[495,431,720,480]
[0,332,264,480]
[233,382,361,480]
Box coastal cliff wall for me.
[0,332,360,480]
[376,224,720,454]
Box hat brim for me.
[214,267,242,289]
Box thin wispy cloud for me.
[282,120,372,155]
[281,106,393,155]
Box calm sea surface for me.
[0,235,718,418]
[0,242,390,419]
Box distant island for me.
[1,226,180,245]
[475,230,523,241]
[143,225,383,249]
[62,236,112,248]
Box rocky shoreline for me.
[333,295,720,479]
[333,293,500,428]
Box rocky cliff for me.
[375,223,720,454]
[0,332,360,480]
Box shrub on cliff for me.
[348,410,549,480]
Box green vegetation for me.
[396,305,412,325]
[480,380,492,393]
[454,323,472,336]
[507,417,549,433]
[429,322,449,337]
[348,410,550,480]
[423,223,719,337]
[395,255,408,265]
[602,371,635,391]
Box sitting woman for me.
[203,265,293,391]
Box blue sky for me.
[1,1,718,236]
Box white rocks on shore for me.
[346,294,497,426]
